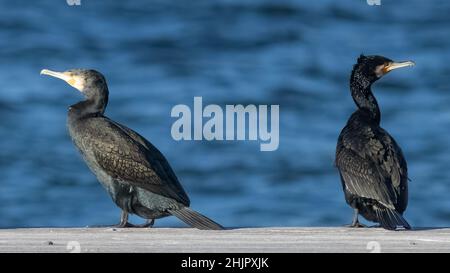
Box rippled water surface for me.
[1,0,450,228]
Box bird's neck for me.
[350,73,380,124]
[69,88,109,118]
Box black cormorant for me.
[335,55,415,230]
[41,69,223,230]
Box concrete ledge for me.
[1,227,449,253]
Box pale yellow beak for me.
[40,69,83,91]
[383,61,415,73]
[41,69,71,81]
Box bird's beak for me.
[383,61,415,73]
[40,69,81,91]
[41,69,71,82]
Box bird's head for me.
[40,69,108,99]
[351,55,415,84]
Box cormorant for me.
[41,69,223,230]
[335,55,415,230]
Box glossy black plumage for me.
[335,55,414,230]
[41,69,223,230]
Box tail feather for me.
[374,206,411,230]
[169,207,224,230]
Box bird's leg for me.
[346,209,367,228]
[115,211,135,228]
[134,219,155,228]
[88,211,135,228]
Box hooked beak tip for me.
[40,69,61,77]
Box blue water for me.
[1,0,450,228]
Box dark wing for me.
[80,116,190,206]
[336,125,408,209]
[109,118,190,205]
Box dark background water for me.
[0,0,449,228]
